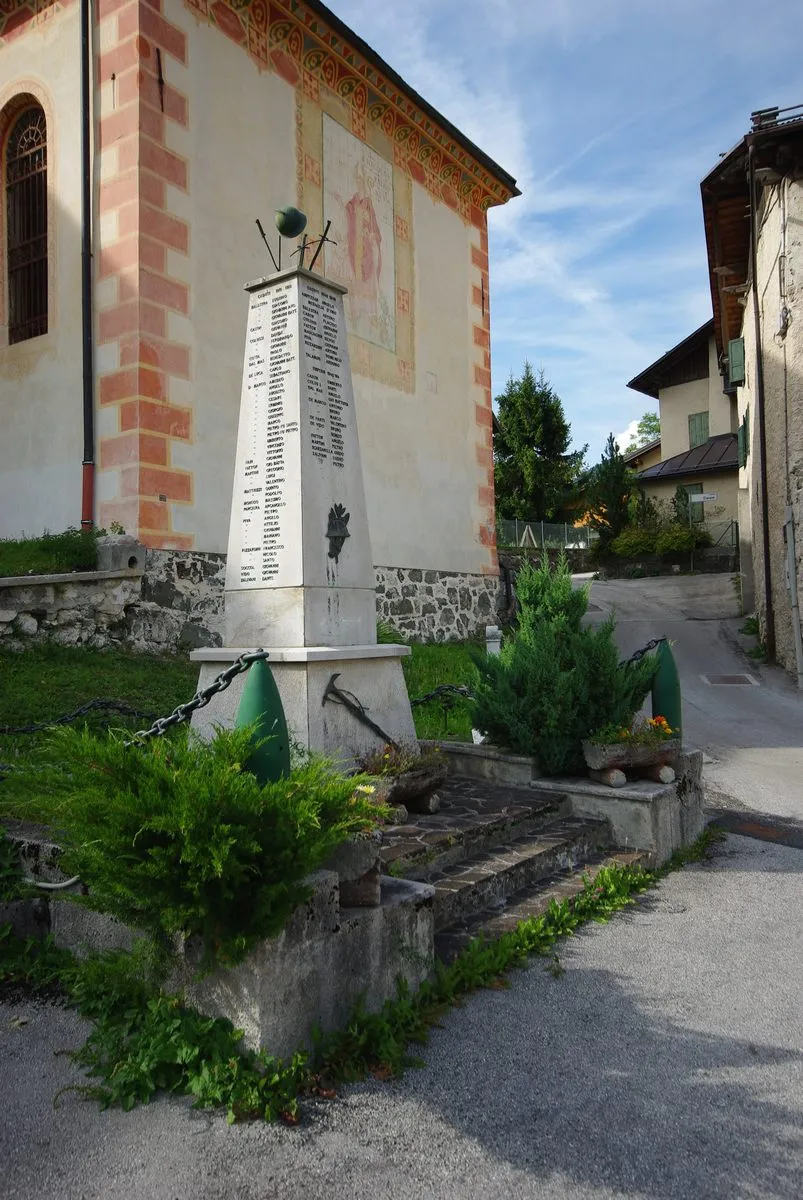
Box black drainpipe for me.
[80,0,95,529]
[748,142,775,659]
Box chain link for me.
[0,698,158,737]
[410,683,475,708]
[125,649,270,745]
[620,636,666,667]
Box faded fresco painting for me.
[323,114,395,352]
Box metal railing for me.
[700,518,739,548]
[497,519,597,551]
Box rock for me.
[14,613,38,636]
[339,864,381,907]
[323,830,382,887]
[407,790,441,814]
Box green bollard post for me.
[651,639,682,741]
[235,658,291,784]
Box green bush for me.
[654,526,712,556]
[470,557,657,775]
[609,528,657,557]
[31,725,382,969]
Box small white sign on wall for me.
[688,493,718,503]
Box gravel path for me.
[2,832,802,1199]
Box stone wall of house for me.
[0,550,502,653]
[738,175,803,672]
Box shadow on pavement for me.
[394,901,803,1198]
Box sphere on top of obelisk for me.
[275,206,307,238]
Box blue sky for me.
[332,0,803,461]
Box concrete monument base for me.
[190,644,417,770]
[169,871,435,1057]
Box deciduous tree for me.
[624,411,660,455]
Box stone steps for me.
[379,780,572,882]
[435,848,650,963]
[429,815,612,933]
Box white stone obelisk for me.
[191,267,415,766]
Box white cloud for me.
[330,0,801,458]
[615,420,639,450]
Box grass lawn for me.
[0,639,479,821]
[402,640,480,742]
[0,529,100,578]
[0,644,198,821]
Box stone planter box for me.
[3,827,435,1059]
[582,738,682,771]
[429,741,705,867]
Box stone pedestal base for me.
[189,644,416,771]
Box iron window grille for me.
[5,105,48,345]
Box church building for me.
[0,0,518,639]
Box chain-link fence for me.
[496,519,598,551]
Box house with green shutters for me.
[627,318,739,534]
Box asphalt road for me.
[2,834,801,1199]
[584,574,803,820]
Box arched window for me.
[5,104,47,344]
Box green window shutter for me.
[737,423,746,468]
[688,411,709,449]
[728,338,746,388]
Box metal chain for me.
[620,636,666,667]
[410,683,475,707]
[126,649,270,744]
[0,698,158,737]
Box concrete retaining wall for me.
[4,826,435,1060]
[0,549,226,655]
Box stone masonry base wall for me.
[0,551,226,656]
[375,566,502,641]
[0,554,502,654]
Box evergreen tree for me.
[493,363,586,520]
[586,434,634,549]
[471,557,657,775]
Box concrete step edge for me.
[431,817,612,931]
[434,848,649,961]
[381,793,573,882]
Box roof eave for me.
[626,319,714,399]
[307,0,520,201]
